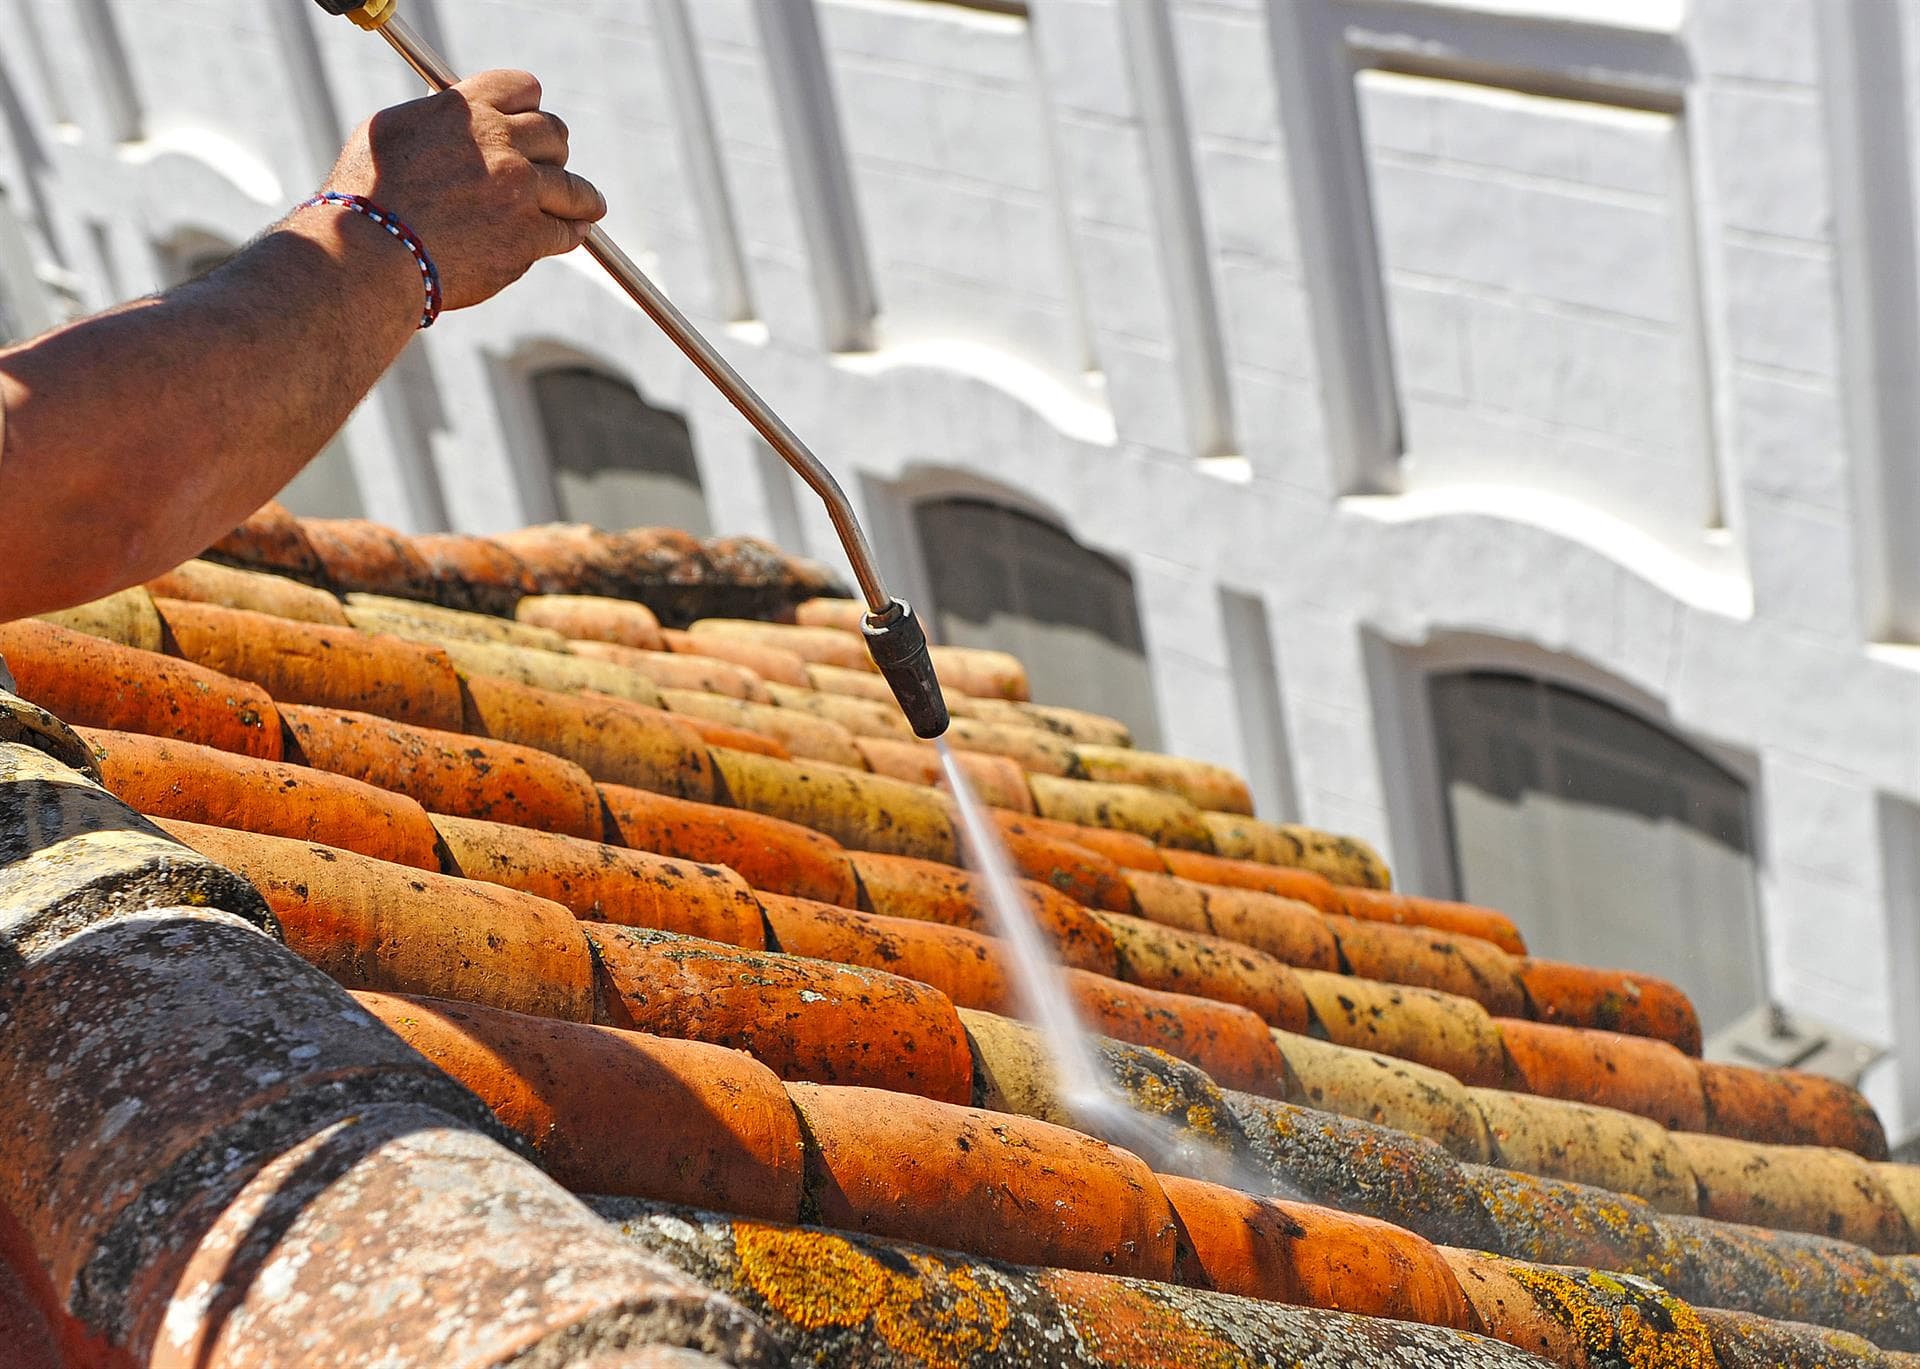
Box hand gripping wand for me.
[312,0,950,738]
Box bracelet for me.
[297,191,443,329]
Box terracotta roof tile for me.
[149,557,353,624]
[461,675,719,800]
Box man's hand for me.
[323,69,608,310]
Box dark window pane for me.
[532,367,709,535]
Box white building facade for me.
[6,0,1920,1136]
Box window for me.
[1430,671,1763,1036]
[531,368,710,536]
[915,497,1158,747]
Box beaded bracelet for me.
[297,191,443,329]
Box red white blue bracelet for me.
[298,191,443,329]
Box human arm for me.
[0,69,605,620]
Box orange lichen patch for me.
[848,850,1118,975]
[147,558,353,626]
[282,703,602,839]
[1272,1032,1493,1162]
[763,682,917,741]
[1440,1249,1717,1368]
[853,737,1036,814]
[1071,747,1254,817]
[1094,910,1310,1030]
[709,747,960,865]
[1517,960,1702,1056]
[356,990,804,1219]
[81,726,440,870]
[1468,1088,1699,1214]
[152,598,465,731]
[458,675,719,802]
[341,593,570,652]
[1496,1019,1708,1133]
[943,716,1080,776]
[409,531,540,616]
[1029,775,1216,851]
[1339,888,1526,957]
[928,645,1029,703]
[1158,849,1349,916]
[689,618,875,672]
[588,924,973,1104]
[663,691,867,768]
[1668,1131,1912,1253]
[1161,1176,1473,1329]
[0,618,283,759]
[515,593,665,650]
[1324,917,1528,1017]
[759,893,1018,1017]
[786,1081,1179,1278]
[980,817,1133,912]
[1201,813,1392,890]
[599,782,861,906]
[1122,869,1340,971]
[661,626,812,687]
[301,517,438,599]
[992,810,1167,872]
[432,813,766,948]
[1695,1059,1889,1158]
[571,638,772,701]
[1296,970,1509,1086]
[159,820,594,1020]
[1068,971,1291,1096]
[205,499,326,583]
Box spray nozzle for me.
[862,599,949,740]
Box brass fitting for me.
[348,0,399,30]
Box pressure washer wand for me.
[313,0,949,738]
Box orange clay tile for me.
[1202,812,1394,889]
[341,593,571,652]
[432,813,766,949]
[1667,1131,1912,1253]
[152,597,465,731]
[758,893,1018,1016]
[1093,909,1310,1029]
[847,850,1118,975]
[81,726,441,871]
[1697,1307,1889,1369]
[1339,888,1527,957]
[1466,1087,1699,1214]
[458,674,718,801]
[709,747,960,864]
[1071,746,1255,816]
[784,1081,1178,1278]
[301,517,439,599]
[1439,1248,1717,1368]
[1027,774,1217,851]
[1516,959,1701,1056]
[1295,970,1509,1086]
[941,716,1079,775]
[1696,1059,1889,1158]
[976,697,1135,748]
[852,736,1035,813]
[1495,1018,1708,1133]
[928,644,1030,702]
[409,531,540,616]
[0,618,283,759]
[978,816,1134,911]
[205,499,326,583]
[1324,917,1528,1017]
[146,558,351,625]
[688,619,875,672]
[37,587,163,651]
[1160,1175,1473,1329]
[663,691,867,768]
[793,597,869,633]
[587,924,973,1104]
[1157,848,1350,915]
[1453,1165,1677,1278]
[1271,1032,1493,1162]
[1121,869,1340,971]
[159,820,594,1021]
[763,682,916,741]
[281,702,603,840]
[598,782,861,906]
[802,661,913,707]
[1066,969,1291,1095]
[659,709,790,759]
[992,810,1167,872]
[571,639,772,701]
[357,990,804,1219]
[435,636,665,707]
[661,626,812,687]
[514,592,665,650]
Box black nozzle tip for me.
[862,599,950,740]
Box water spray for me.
[314,0,949,739]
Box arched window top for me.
[530,366,709,536]
[914,496,1157,746]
